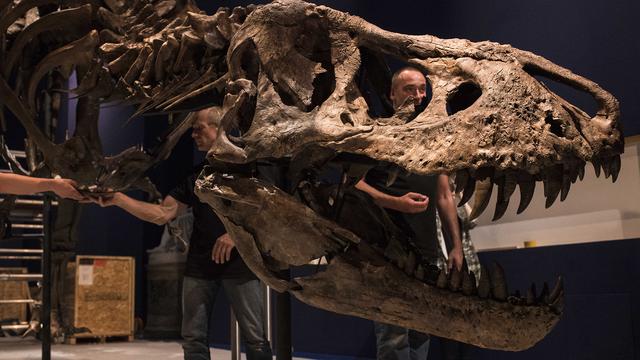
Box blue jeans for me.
[181,276,272,360]
[374,322,430,360]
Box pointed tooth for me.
[493,172,517,221]
[611,155,621,183]
[449,268,462,292]
[569,165,579,184]
[492,201,509,221]
[404,251,416,276]
[458,176,476,206]
[461,271,476,296]
[592,158,602,177]
[602,158,612,178]
[414,264,425,281]
[550,289,564,314]
[386,167,400,187]
[544,167,562,208]
[549,276,563,303]
[516,173,535,214]
[526,283,537,305]
[477,266,490,299]
[436,269,448,289]
[470,178,493,220]
[578,162,585,181]
[560,171,571,201]
[396,257,406,271]
[544,182,561,208]
[454,169,469,194]
[538,282,550,304]
[490,262,508,301]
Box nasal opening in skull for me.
[544,113,565,138]
[446,81,482,116]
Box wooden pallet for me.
[65,333,134,345]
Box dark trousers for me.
[181,276,272,360]
[439,337,472,360]
[374,322,430,360]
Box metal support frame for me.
[1,125,52,359]
[228,283,273,359]
[230,308,241,360]
[41,194,52,360]
[0,299,40,304]
[0,273,42,281]
[263,284,272,343]
[276,270,292,360]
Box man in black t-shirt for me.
[356,67,463,360]
[93,108,272,360]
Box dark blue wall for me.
[365,0,638,136]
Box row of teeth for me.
[403,155,621,221]
[391,253,563,311]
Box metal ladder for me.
[0,149,53,359]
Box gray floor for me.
[0,338,313,360]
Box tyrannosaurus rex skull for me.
[195,0,623,351]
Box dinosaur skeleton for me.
[0,0,623,351]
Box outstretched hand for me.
[49,178,85,201]
[83,191,119,207]
[212,233,235,264]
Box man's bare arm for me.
[435,174,463,270]
[355,179,429,214]
[95,193,186,225]
[0,173,84,200]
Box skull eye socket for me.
[446,81,482,116]
[268,17,336,112]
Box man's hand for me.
[447,246,464,272]
[392,192,429,213]
[49,178,85,201]
[212,233,235,264]
[85,192,121,207]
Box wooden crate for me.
[0,267,29,322]
[63,256,134,341]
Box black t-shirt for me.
[365,165,439,262]
[169,164,255,280]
